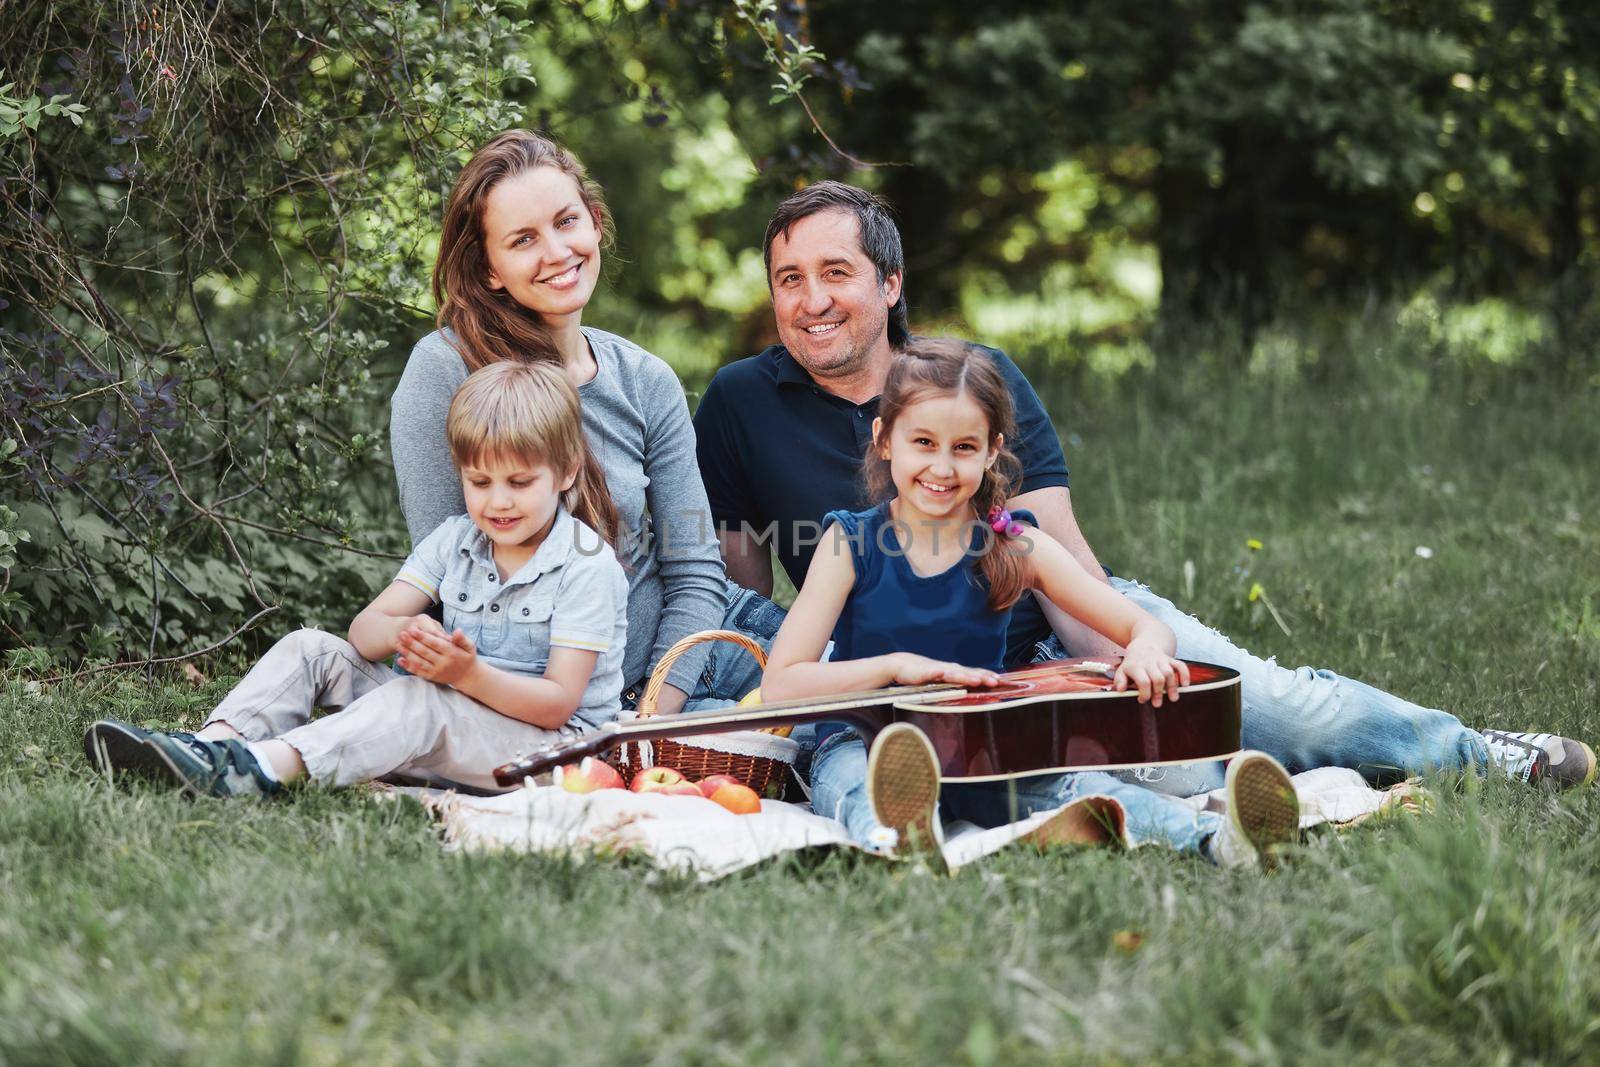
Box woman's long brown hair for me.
[864,338,1030,612]
[447,362,621,546]
[433,130,614,371]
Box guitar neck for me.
[493,682,961,784]
[628,682,958,736]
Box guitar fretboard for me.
[613,681,963,736]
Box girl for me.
[761,338,1300,868]
[84,362,629,798]
[390,130,779,719]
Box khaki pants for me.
[205,628,576,792]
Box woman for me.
[391,130,781,714]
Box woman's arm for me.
[1020,529,1189,705]
[761,528,1000,701]
[391,334,469,544]
[638,359,730,710]
[349,581,442,661]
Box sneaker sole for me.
[1020,794,1127,850]
[867,723,941,856]
[83,721,164,781]
[1226,752,1299,869]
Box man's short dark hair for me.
[762,180,911,348]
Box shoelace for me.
[1482,731,1550,782]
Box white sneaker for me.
[1209,751,1299,870]
[1482,730,1597,790]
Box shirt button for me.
[490,604,500,613]
[488,573,497,581]
[521,608,530,616]
[457,593,467,602]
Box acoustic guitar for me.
[492,657,1242,787]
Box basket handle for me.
[639,629,787,736]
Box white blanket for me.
[413,766,1422,881]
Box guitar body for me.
[887,660,1241,782]
[492,658,1242,787]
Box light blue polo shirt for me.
[395,508,628,727]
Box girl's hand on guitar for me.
[887,653,1001,688]
[1114,644,1191,707]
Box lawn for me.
[4,366,1598,1065]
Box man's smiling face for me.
[768,208,902,383]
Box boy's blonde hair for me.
[446,362,621,545]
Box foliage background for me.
[1,0,1597,667]
[4,7,1600,1062]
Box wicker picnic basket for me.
[612,629,799,799]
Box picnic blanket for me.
[409,766,1422,881]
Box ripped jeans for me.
[809,728,1221,853]
[1029,577,1489,792]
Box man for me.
[693,180,1594,809]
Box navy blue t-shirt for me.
[693,343,1070,666]
[815,504,1027,745]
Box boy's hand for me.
[397,628,478,686]
[401,613,448,639]
[1114,645,1190,707]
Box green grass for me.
[4,368,1600,1065]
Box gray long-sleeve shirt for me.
[389,326,728,694]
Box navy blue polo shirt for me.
[693,342,1071,666]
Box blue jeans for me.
[1029,577,1489,785]
[809,730,1222,853]
[640,580,786,714]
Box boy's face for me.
[460,453,577,556]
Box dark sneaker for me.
[141,732,282,799]
[1210,751,1299,870]
[1483,730,1597,790]
[83,719,163,779]
[866,723,944,866]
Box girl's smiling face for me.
[481,165,603,324]
[874,390,1002,520]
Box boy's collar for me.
[459,507,577,587]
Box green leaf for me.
[62,511,118,554]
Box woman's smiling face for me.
[481,165,603,323]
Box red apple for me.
[553,757,624,794]
[703,780,762,815]
[630,766,694,794]
[696,774,742,799]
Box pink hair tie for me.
[986,505,1023,538]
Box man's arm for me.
[1008,485,1123,658]
[694,368,774,598]
[718,526,774,598]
